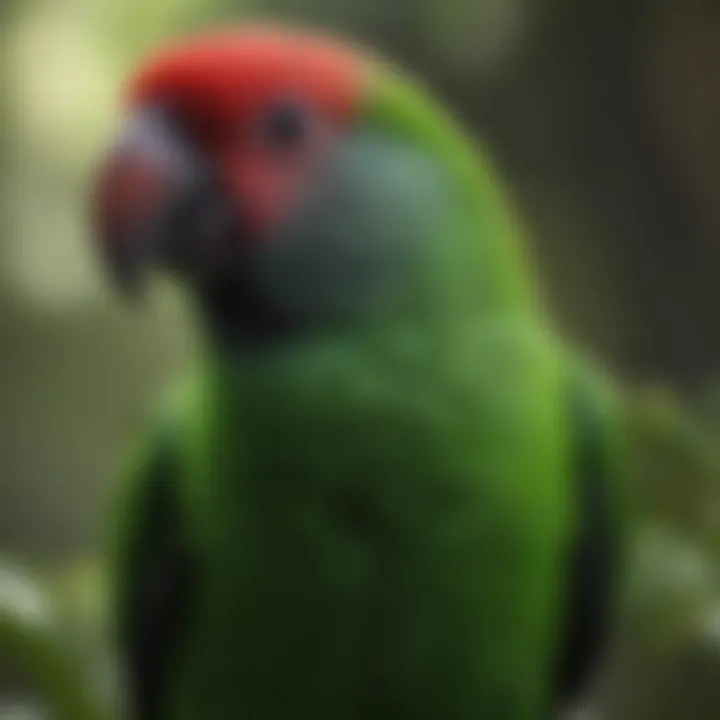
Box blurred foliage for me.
[1,0,720,718]
[0,562,111,719]
[595,386,720,719]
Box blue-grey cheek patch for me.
[255,135,450,323]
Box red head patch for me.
[125,27,362,147]
[121,27,364,237]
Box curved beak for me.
[92,109,236,295]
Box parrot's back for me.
[133,321,607,720]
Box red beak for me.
[92,108,237,294]
[94,147,170,291]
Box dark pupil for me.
[264,104,306,149]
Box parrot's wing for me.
[111,417,197,720]
[555,372,626,706]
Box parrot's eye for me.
[257,102,309,152]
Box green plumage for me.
[110,57,628,720]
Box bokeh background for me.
[2,0,720,718]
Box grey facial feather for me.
[256,134,450,323]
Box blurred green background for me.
[2,0,720,718]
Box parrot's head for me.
[93,26,531,344]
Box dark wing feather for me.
[113,424,197,720]
[555,384,618,705]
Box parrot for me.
[91,25,630,720]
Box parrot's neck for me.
[196,278,300,353]
[192,243,541,356]
[192,262,542,360]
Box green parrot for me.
[92,26,629,720]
